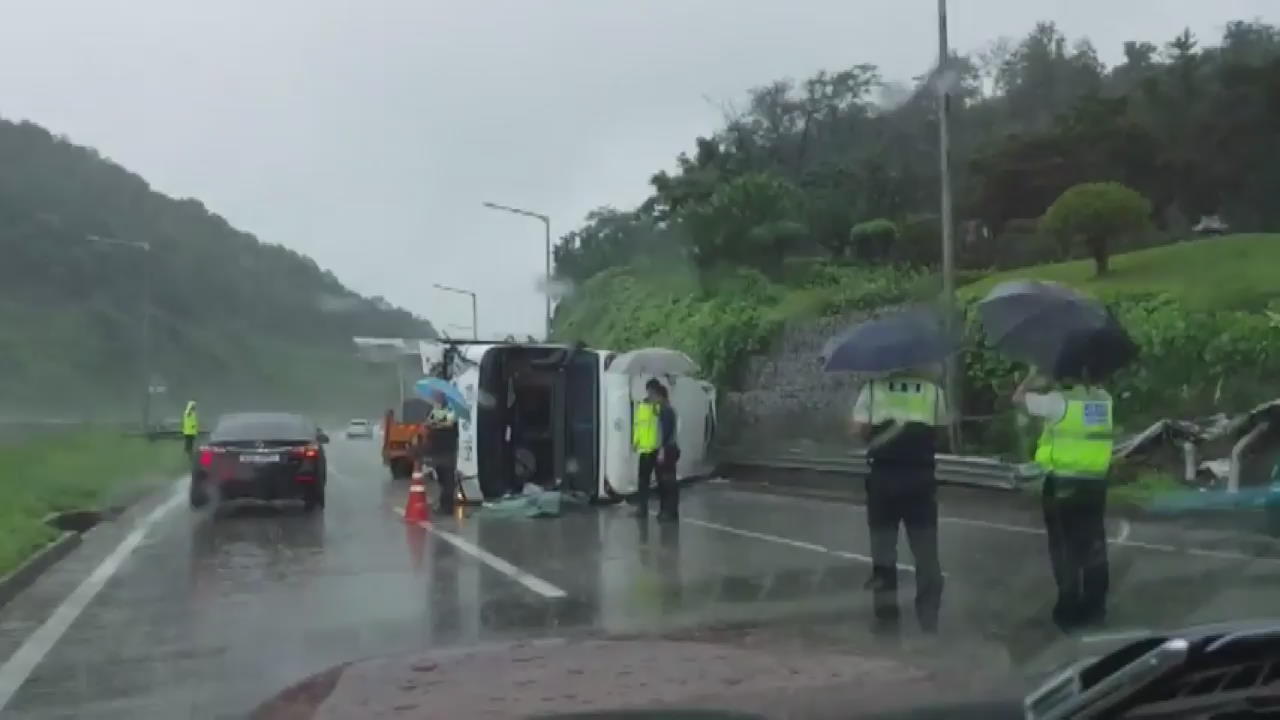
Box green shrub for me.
[849,218,899,261]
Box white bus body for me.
[433,342,714,502]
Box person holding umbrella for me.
[414,378,469,513]
[1013,336,1120,632]
[827,307,953,634]
[978,280,1135,632]
[426,389,460,513]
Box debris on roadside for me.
[1111,400,1280,527]
[478,484,590,519]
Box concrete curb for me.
[0,473,184,612]
[0,532,82,611]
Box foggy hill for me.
[0,118,434,418]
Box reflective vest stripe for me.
[633,402,660,453]
[1034,387,1114,478]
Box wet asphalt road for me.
[4,438,1280,718]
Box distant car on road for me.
[345,418,373,439]
[190,412,328,511]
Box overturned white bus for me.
[422,341,716,502]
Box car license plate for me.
[240,453,280,464]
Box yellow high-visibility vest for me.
[632,401,660,453]
[1034,386,1114,478]
[182,402,198,436]
[866,377,941,425]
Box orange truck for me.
[382,398,431,479]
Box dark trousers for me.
[433,458,457,512]
[865,465,943,632]
[183,434,195,455]
[636,450,680,516]
[1042,474,1109,630]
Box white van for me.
[424,341,715,502]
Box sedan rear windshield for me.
[211,414,314,443]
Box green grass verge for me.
[962,234,1280,309]
[0,430,187,575]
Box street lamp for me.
[88,235,153,431]
[433,284,478,340]
[482,201,551,339]
[936,0,960,448]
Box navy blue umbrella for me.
[977,280,1136,379]
[823,307,956,373]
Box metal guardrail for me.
[718,446,1023,491]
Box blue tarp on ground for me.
[1146,486,1280,514]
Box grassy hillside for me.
[0,118,431,418]
[553,261,930,385]
[962,234,1280,309]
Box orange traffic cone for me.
[404,465,430,524]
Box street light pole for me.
[433,283,478,340]
[482,201,551,339]
[936,0,960,449]
[89,235,152,430]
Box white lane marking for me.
[938,515,1044,535]
[386,507,567,600]
[724,487,1280,564]
[710,488,1280,567]
[421,522,568,600]
[681,517,930,575]
[0,482,185,711]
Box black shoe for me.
[632,507,649,518]
[656,512,678,523]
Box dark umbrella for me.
[823,307,956,373]
[978,280,1106,357]
[1052,322,1139,382]
[977,279,1137,378]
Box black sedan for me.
[190,412,329,511]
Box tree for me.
[1040,182,1152,275]
[848,218,899,261]
[680,173,808,276]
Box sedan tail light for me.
[197,446,221,467]
[291,445,320,459]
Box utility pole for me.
[937,0,960,449]
[482,201,552,339]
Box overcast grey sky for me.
[0,1,1272,337]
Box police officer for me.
[632,379,662,517]
[1015,368,1113,631]
[650,382,681,521]
[850,368,947,633]
[426,391,460,513]
[181,400,199,456]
